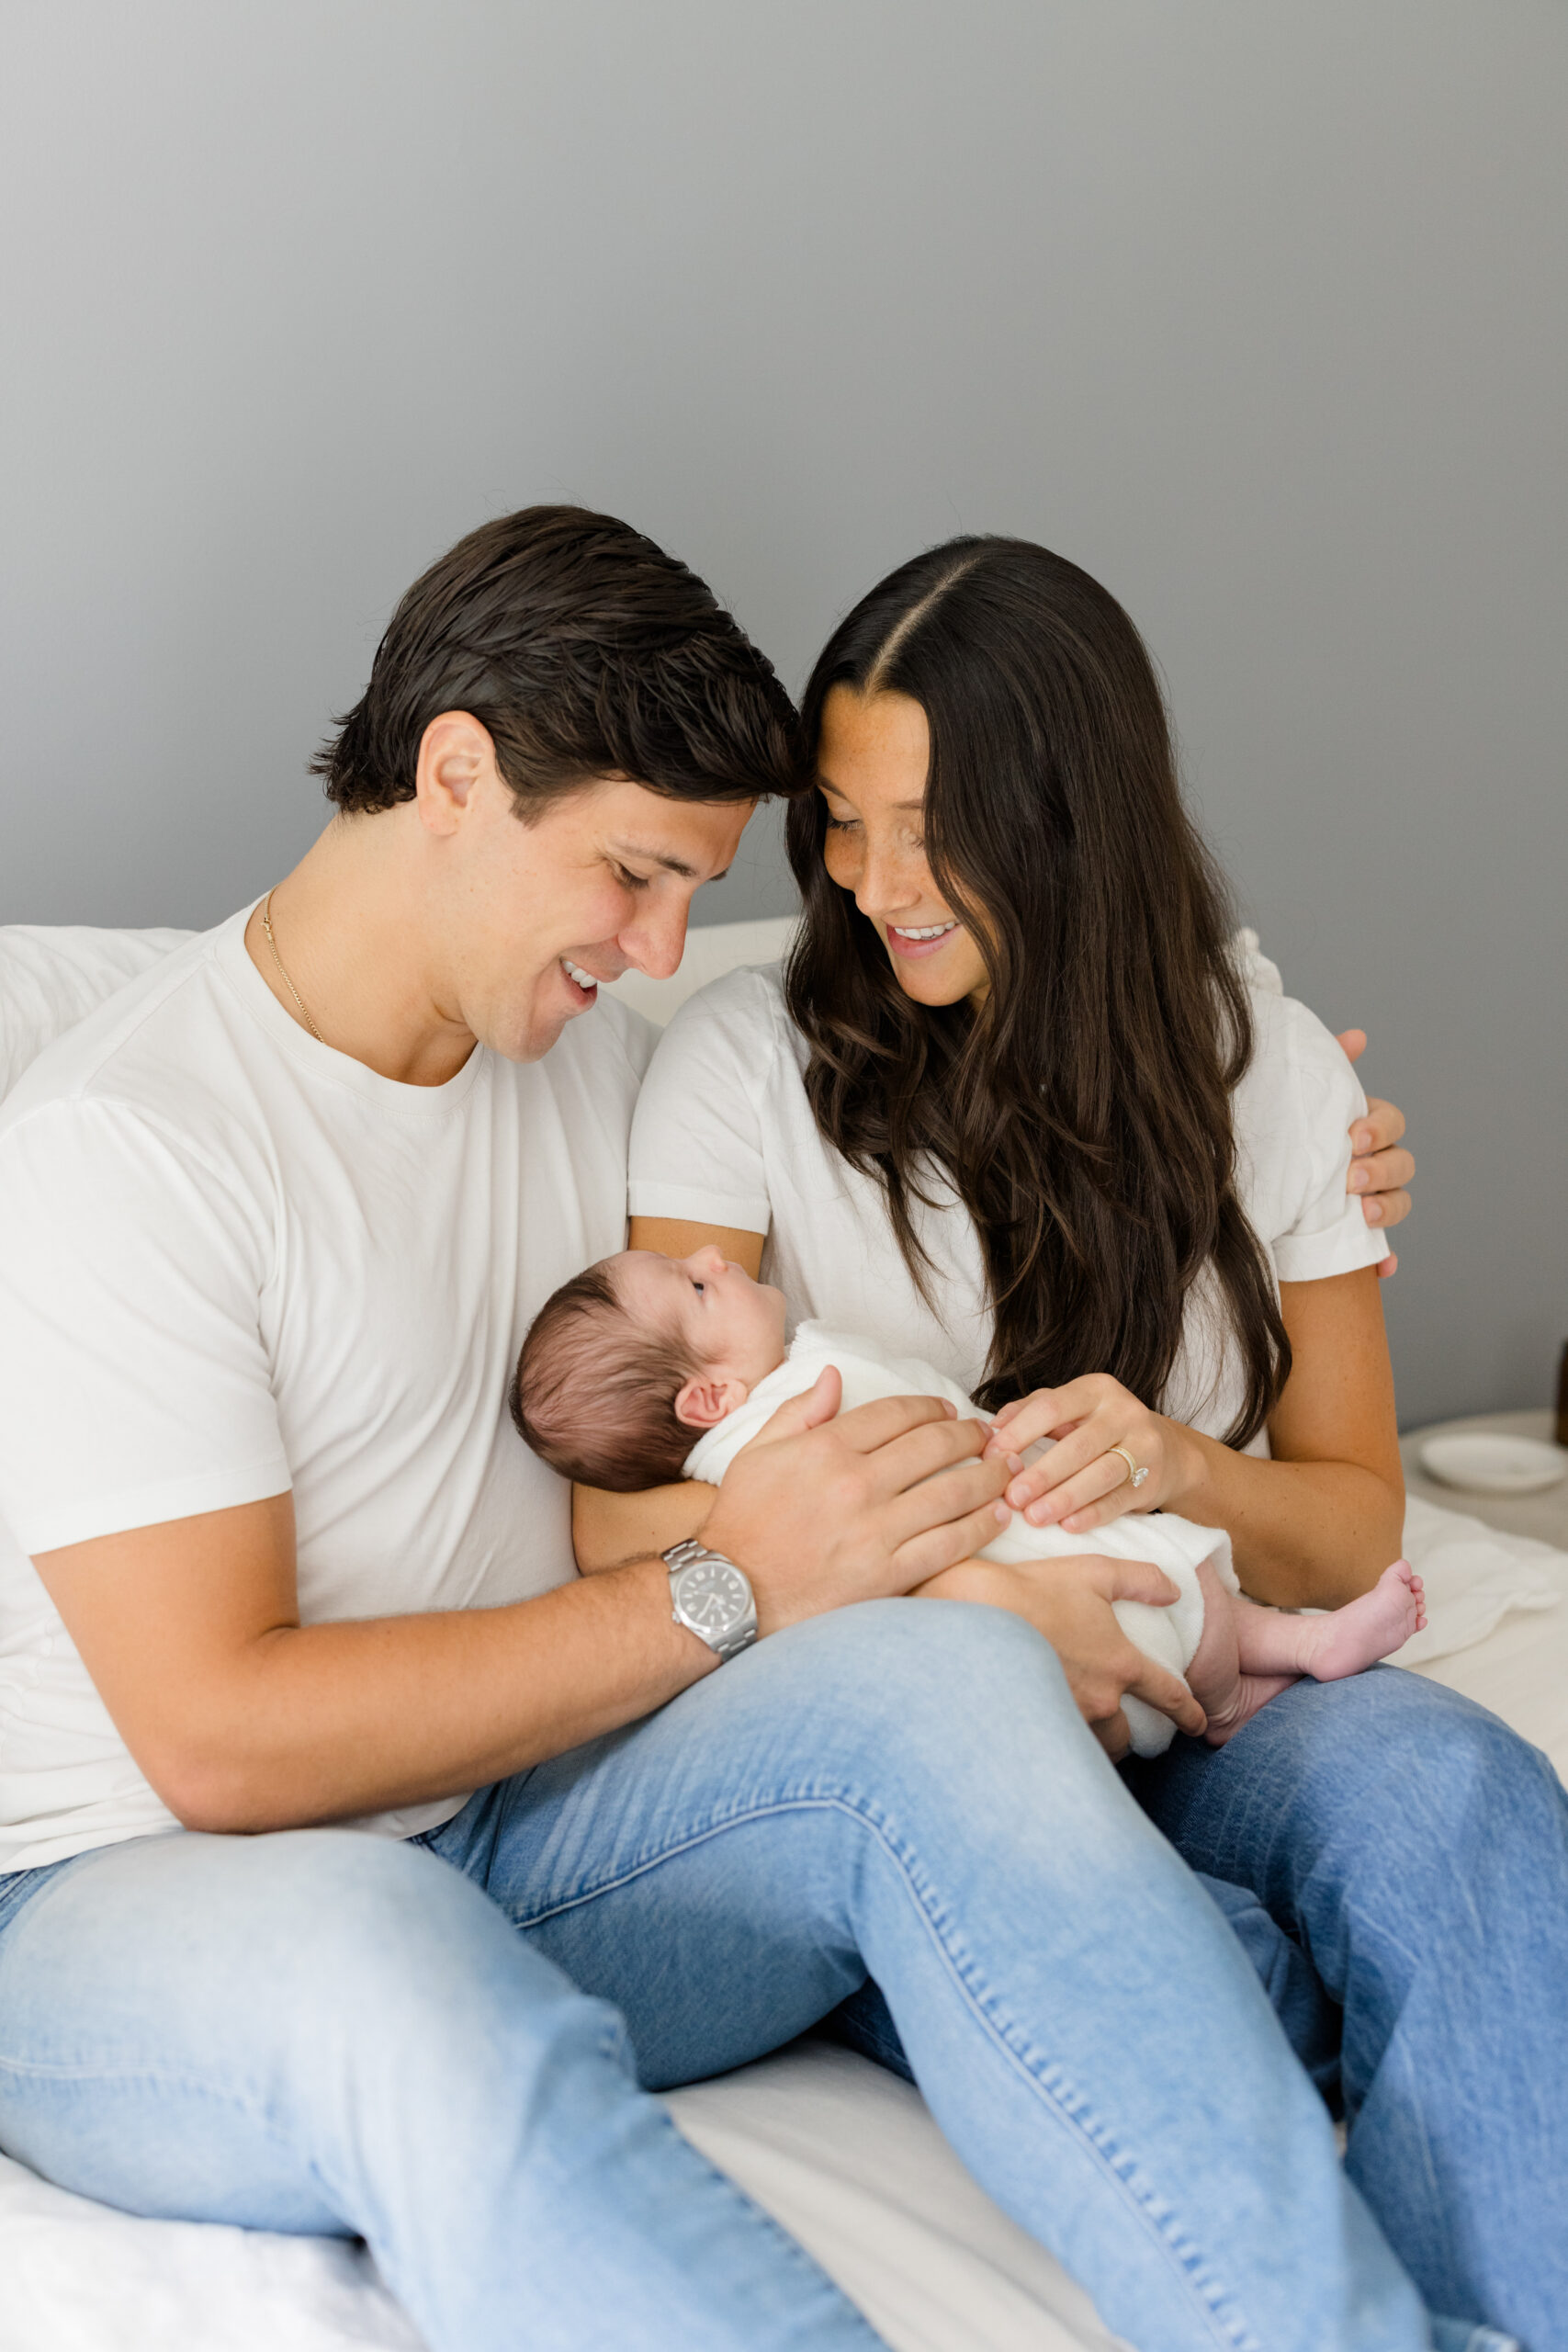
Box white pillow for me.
[0,925,194,1103]
[603,913,799,1025]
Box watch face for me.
[676,1559,751,1634]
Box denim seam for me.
[514,1788,1258,2352]
[0,2051,322,2217]
[0,2052,294,2109]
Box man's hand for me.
[703,1369,1011,1634]
[1336,1030,1415,1277]
[918,1554,1206,1758]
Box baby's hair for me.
[511,1261,705,1492]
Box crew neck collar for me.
[213,902,486,1112]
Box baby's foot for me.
[1294,1559,1427,1683]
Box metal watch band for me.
[662,1538,759,1665]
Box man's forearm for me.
[159,1561,715,1835]
[38,1391,1010,1841]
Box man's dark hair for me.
[312,504,804,816]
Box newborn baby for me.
[514,1246,1424,1756]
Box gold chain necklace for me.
[259,890,324,1043]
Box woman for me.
[585,537,1568,2346]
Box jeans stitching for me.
[0,2052,285,2102]
[513,1787,1258,2352]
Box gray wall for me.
[3,1,1564,1427]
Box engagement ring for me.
[1108,1444,1149,1490]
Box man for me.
[0,508,1431,2350]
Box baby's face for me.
[610,1247,788,1412]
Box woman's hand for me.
[1337,1031,1414,1278]
[983,1374,1200,1534]
[918,1554,1206,1758]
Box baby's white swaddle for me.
[684,1321,1238,1758]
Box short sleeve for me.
[1266,999,1391,1284]
[0,1100,292,1553]
[626,968,778,1235]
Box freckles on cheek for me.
[821,848,861,901]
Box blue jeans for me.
[1126,1665,1568,2352]
[0,1603,1483,2352]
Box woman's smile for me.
[815,685,990,1004]
[885,919,962,960]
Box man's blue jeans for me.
[0,1605,1547,2352]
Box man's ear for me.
[415,711,499,837]
[674,1373,750,1430]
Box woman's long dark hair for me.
[784,536,1290,1444]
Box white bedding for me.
[2,915,1563,2350]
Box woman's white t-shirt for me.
[627,958,1388,1448]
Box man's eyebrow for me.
[610,838,730,883]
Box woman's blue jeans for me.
[1125,1663,1568,2352]
[0,1604,1547,2352]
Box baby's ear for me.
[674,1373,750,1430]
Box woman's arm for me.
[571,1216,768,1571]
[629,1215,766,1279]
[1171,1268,1404,1605]
[988,1269,1404,1611]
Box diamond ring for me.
[1108,1444,1149,1491]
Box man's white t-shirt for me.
[0,909,654,1871]
[628,959,1388,1447]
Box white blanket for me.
[1388,1495,1566,1666]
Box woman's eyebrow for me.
[609,836,727,883]
[814,777,922,813]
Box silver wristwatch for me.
[662,1538,759,1664]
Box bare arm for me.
[34,1379,1010,1837]
[990,1268,1404,1610]
[1177,1268,1404,1605]
[35,1496,719,1834]
[629,1216,765,1278]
